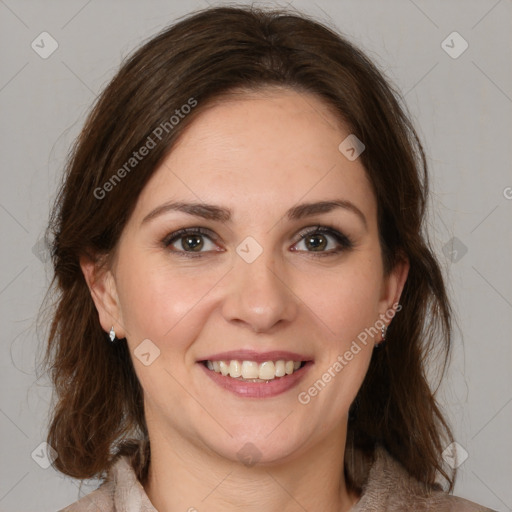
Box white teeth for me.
[259,361,275,380]
[241,361,260,379]
[219,360,230,376]
[205,359,304,380]
[275,360,286,377]
[229,360,242,378]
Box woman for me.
[42,5,496,511]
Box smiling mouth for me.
[201,359,307,382]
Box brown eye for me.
[303,233,328,251]
[163,227,220,256]
[178,234,204,252]
[292,226,354,256]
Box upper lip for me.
[199,349,313,363]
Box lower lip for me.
[198,362,313,398]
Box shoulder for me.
[57,455,156,512]
[57,480,114,512]
[441,494,497,511]
[351,444,497,512]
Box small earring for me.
[375,325,387,349]
[109,326,116,342]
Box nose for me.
[221,247,298,334]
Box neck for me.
[143,423,359,512]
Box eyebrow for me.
[141,199,367,229]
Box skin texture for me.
[81,87,409,512]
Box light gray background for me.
[0,0,511,510]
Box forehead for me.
[132,88,376,225]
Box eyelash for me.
[162,225,354,259]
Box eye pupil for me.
[306,234,327,251]
[183,235,204,251]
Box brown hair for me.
[40,4,455,493]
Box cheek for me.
[295,326,374,431]
[116,253,384,352]
[296,280,378,423]
[116,267,170,338]
[295,258,384,342]
[115,252,222,346]
[291,258,382,413]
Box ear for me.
[80,254,126,339]
[378,255,410,317]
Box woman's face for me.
[85,87,408,465]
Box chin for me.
[203,424,311,467]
